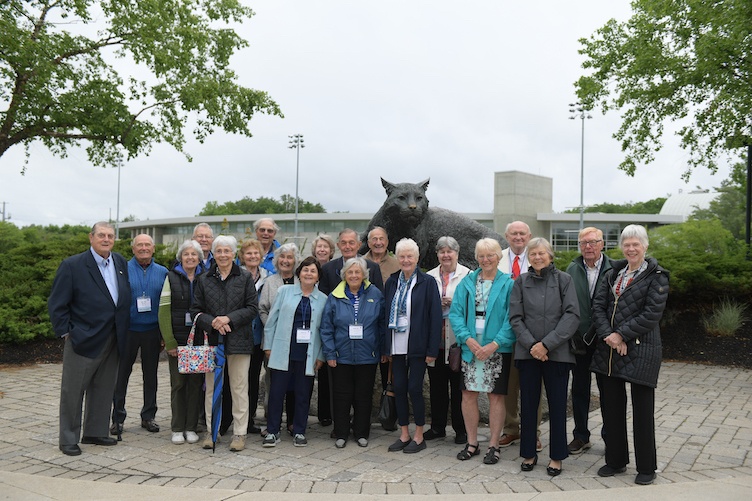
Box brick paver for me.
[0,361,749,495]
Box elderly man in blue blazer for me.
[48,222,131,456]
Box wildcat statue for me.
[360,178,507,270]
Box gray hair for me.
[273,242,300,270]
[131,233,154,247]
[212,235,238,255]
[192,222,214,237]
[311,234,335,258]
[474,238,502,260]
[339,256,370,282]
[619,224,649,249]
[338,228,359,242]
[395,238,419,258]
[368,226,388,241]
[504,221,531,235]
[435,235,460,254]
[527,237,554,260]
[253,218,279,232]
[176,239,204,262]
[90,221,114,235]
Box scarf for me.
[389,269,416,332]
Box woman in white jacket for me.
[424,236,470,445]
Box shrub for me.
[703,299,747,337]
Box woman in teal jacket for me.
[449,238,515,465]
[263,256,327,447]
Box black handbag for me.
[378,362,398,431]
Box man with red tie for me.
[498,221,543,452]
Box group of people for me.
[49,217,668,486]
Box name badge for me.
[349,324,364,340]
[296,328,311,343]
[475,316,485,334]
[185,312,193,327]
[397,315,408,330]
[137,296,152,313]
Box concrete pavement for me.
[0,361,750,500]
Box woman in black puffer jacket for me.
[191,235,258,452]
[591,224,669,486]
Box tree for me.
[564,197,667,214]
[692,162,747,239]
[0,0,282,170]
[198,195,326,216]
[575,0,752,179]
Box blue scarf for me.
[389,270,416,332]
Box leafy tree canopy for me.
[198,195,326,216]
[575,0,752,179]
[0,0,282,170]
[564,197,667,214]
[692,161,747,238]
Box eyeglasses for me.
[579,240,603,247]
[257,228,276,234]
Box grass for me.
[703,299,748,337]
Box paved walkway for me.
[0,361,750,500]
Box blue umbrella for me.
[210,338,226,453]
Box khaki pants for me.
[205,354,251,436]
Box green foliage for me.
[564,197,667,214]
[0,0,282,169]
[0,223,173,344]
[648,220,752,299]
[198,195,326,216]
[576,0,752,178]
[703,299,747,337]
[692,162,747,238]
[553,250,581,272]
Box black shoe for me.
[598,464,627,477]
[547,461,562,476]
[247,424,261,434]
[423,429,446,440]
[141,419,160,433]
[81,436,117,446]
[388,438,411,452]
[109,422,123,435]
[520,455,538,472]
[319,418,332,427]
[403,440,427,454]
[454,433,468,445]
[635,472,656,485]
[59,444,82,456]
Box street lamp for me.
[116,154,122,240]
[569,102,592,231]
[288,134,305,240]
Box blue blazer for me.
[383,269,442,359]
[48,250,131,358]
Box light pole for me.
[288,134,305,240]
[569,103,592,231]
[116,154,122,240]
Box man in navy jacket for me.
[48,222,131,456]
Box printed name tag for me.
[349,324,364,340]
[137,296,152,313]
[397,315,408,330]
[296,328,311,343]
[475,316,485,334]
[185,312,193,326]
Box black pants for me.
[248,343,264,428]
[571,343,597,442]
[392,355,427,426]
[317,364,332,422]
[331,363,377,440]
[517,359,571,461]
[597,374,657,474]
[427,350,465,435]
[112,327,161,424]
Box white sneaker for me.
[185,431,199,444]
[171,432,185,444]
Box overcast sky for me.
[0,0,735,228]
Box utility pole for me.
[0,201,9,222]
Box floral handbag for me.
[177,315,216,374]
